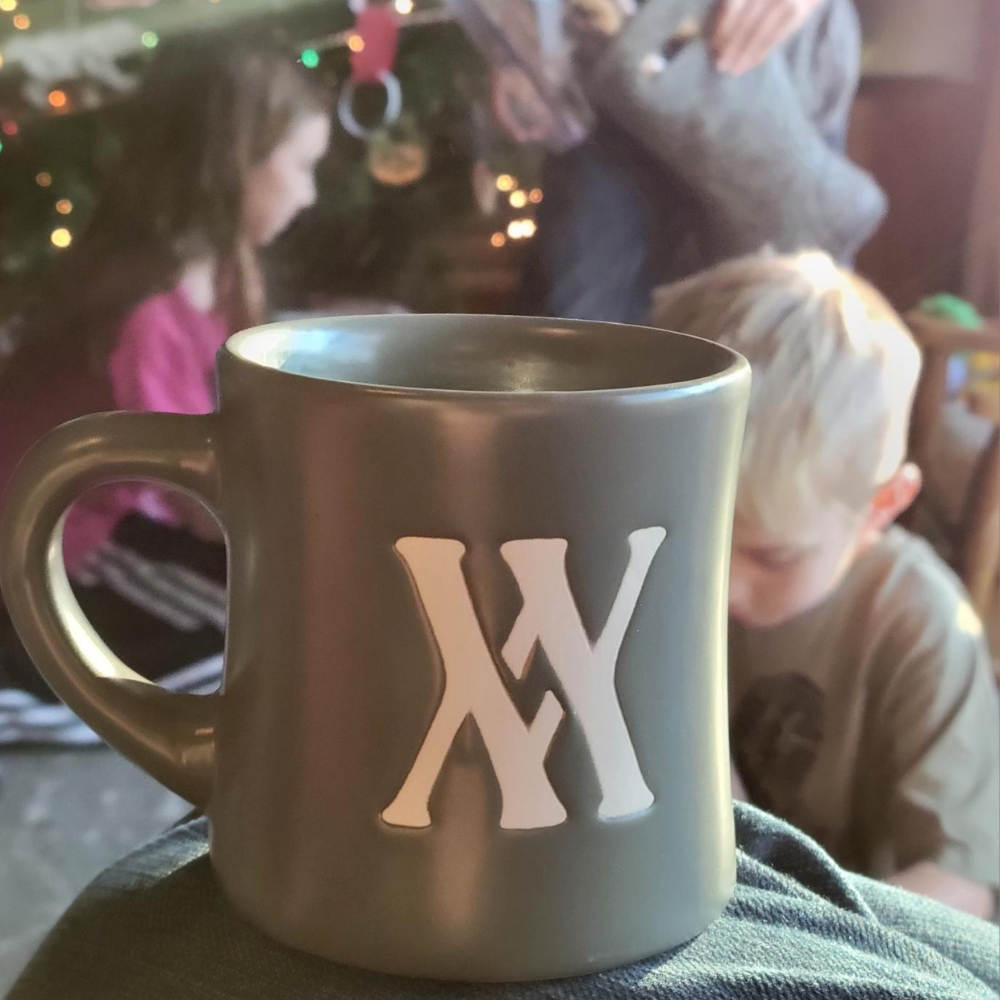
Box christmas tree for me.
[0,0,542,320]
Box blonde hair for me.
[651,251,921,540]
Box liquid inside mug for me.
[0,315,749,982]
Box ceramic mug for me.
[0,315,749,981]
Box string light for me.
[394,0,414,12]
[0,0,18,11]
[56,199,73,215]
[48,90,69,110]
[1,120,17,136]
[347,33,365,53]
[495,174,516,192]
[529,188,544,203]
[506,218,538,240]
[0,141,4,155]
[50,228,73,249]
[36,172,53,188]
[508,190,528,209]
[141,31,159,49]
[13,12,30,28]
[490,232,506,248]
[300,48,320,69]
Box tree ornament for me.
[367,115,429,186]
[337,0,403,140]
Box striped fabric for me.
[75,542,227,632]
[0,514,225,746]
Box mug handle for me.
[0,412,222,807]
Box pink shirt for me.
[62,286,229,572]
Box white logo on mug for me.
[381,528,666,830]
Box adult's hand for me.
[711,0,824,76]
[491,65,556,144]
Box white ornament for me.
[2,20,144,109]
[382,527,664,830]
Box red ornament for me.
[349,5,399,83]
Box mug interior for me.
[226,314,740,394]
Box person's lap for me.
[6,803,998,999]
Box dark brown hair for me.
[8,34,327,374]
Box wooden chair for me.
[905,312,1000,637]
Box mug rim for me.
[223,314,750,400]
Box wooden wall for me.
[848,4,999,309]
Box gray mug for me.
[0,315,749,981]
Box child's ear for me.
[868,463,922,531]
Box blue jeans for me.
[515,117,851,324]
[516,120,705,325]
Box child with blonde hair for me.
[652,251,1000,919]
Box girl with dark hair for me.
[0,37,330,744]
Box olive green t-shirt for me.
[729,526,1000,890]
